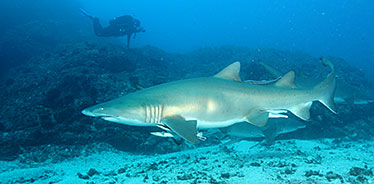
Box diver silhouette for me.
[80,8,145,49]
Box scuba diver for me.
[80,8,145,49]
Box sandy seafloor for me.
[1,139,373,184]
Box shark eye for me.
[99,107,104,111]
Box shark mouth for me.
[101,116,120,122]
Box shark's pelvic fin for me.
[244,110,269,127]
[162,116,199,144]
[214,62,242,82]
[274,71,297,88]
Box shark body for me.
[82,61,336,144]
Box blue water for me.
[1,1,374,183]
[0,0,373,79]
[78,0,374,80]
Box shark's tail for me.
[313,58,337,114]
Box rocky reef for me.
[0,42,373,161]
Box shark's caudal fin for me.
[282,58,337,121]
[313,58,337,113]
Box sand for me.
[1,139,373,184]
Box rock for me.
[77,172,89,180]
[250,162,261,167]
[148,162,158,171]
[325,171,343,182]
[0,143,22,161]
[357,175,368,183]
[304,155,322,164]
[284,168,296,175]
[221,173,230,179]
[177,173,194,180]
[349,167,373,176]
[117,168,126,174]
[152,175,161,181]
[87,168,99,177]
[305,170,322,177]
[103,170,117,177]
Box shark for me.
[219,116,306,145]
[82,60,337,144]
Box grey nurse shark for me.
[219,116,306,145]
[82,59,337,144]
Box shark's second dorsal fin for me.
[274,71,297,88]
[214,62,242,82]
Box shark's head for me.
[82,97,150,126]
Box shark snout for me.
[81,105,106,117]
[81,108,96,117]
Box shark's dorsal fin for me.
[274,71,297,88]
[214,62,242,82]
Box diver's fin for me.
[214,62,242,82]
[244,111,269,127]
[274,71,297,88]
[162,116,199,144]
[80,8,95,20]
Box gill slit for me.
[144,104,164,124]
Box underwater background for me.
[0,0,374,183]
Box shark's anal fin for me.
[214,62,242,82]
[289,102,312,121]
[162,116,199,144]
[244,111,269,127]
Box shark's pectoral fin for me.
[244,111,269,127]
[162,116,199,144]
[289,102,312,121]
